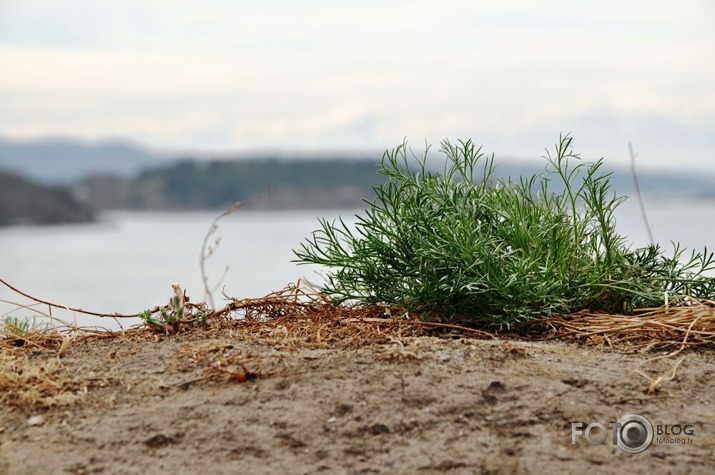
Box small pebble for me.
[27,415,45,427]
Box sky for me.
[1,0,714,171]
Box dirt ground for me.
[1,329,714,475]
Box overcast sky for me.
[1,0,714,171]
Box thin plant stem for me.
[629,141,654,246]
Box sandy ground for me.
[1,332,714,475]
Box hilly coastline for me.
[1,137,713,225]
[0,171,94,226]
[75,158,383,211]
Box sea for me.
[0,197,713,330]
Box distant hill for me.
[0,137,165,184]
[0,171,94,225]
[75,159,383,210]
[72,155,715,212]
[1,137,713,214]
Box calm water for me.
[0,198,713,329]
[0,210,349,329]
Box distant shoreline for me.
[0,171,94,227]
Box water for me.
[611,197,714,251]
[0,198,713,329]
[0,210,354,329]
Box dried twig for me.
[0,277,158,319]
[199,201,242,310]
[629,141,654,245]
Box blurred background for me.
[0,1,713,327]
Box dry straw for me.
[538,302,715,354]
[2,278,715,407]
[3,277,714,354]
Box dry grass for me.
[536,301,715,354]
[4,284,715,355]
[2,281,715,408]
[0,351,84,408]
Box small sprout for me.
[138,309,162,330]
[194,313,208,327]
[140,284,210,333]
[2,316,36,337]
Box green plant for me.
[1,316,37,337]
[294,135,715,326]
[139,286,209,333]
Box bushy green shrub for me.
[294,135,715,326]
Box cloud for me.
[0,1,712,171]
